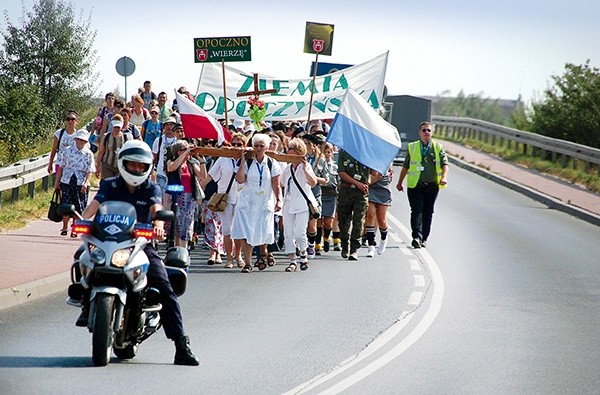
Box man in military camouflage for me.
[336,149,376,261]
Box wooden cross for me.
[236,73,277,97]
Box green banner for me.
[194,36,251,63]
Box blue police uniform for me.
[95,176,184,340]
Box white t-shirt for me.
[152,135,177,177]
[208,157,240,204]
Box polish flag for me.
[174,91,231,144]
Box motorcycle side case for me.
[167,267,187,297]
[164,246,189,296]
[165,246,190,269]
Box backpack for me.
[103,131,133,150]
[142,119,162,147]
[56,128,66,156]
[246,157,273,172]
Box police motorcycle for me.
[60,202,189,366]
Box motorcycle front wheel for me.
[92,293,115,366]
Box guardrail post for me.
[11,186,20,203]
[28,181,35,198]
[42,175,50,191]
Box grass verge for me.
[1,175,100,232]
[439,136,600,194]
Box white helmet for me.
[117,140,153,187]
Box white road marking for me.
[407,291,423,305]
[409,259,421,271]
[390,232,403,242]
[284,212,445,394]
[321,248,445,394]
[414,274,425,287]
[386,212,411,239]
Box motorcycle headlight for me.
[111,247,133,268]
[89,244,106,265]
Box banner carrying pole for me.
[306,52,319,127]
[221,59,229,129]
[195,63,207,101]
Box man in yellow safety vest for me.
[396,121,449,248]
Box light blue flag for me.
[327,89,401,174]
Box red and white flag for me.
[174,91,231,144]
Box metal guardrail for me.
[2,117,599,208]
[0,121,94,208]
[0,153,54,208]
[432,116,600,170]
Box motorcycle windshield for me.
[93,201,138,242]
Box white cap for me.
[73,129,89,141]
[111,119,123,129]
[233,119,244,129]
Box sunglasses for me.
[66,117,77,121]
[150,111,158,115]
[421,128,432,132]
[231,142,244,147]
[253,144,265,148]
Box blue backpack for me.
[142,119,162,148]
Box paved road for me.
[1,165,599,394]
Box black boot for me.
[75,306,89,327]
[174,335,199,366]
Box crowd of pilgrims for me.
[49,83,394,272]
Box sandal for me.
[241,264,252,273]
[267,252,276,266]
[60,229,68,236]
[236,257,244,268]
[285,263,297,272]
[300,261,308,271]
[70,231,78,238]
[256,255,267,271]
[225,260,234,269]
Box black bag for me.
[47,190,62,222]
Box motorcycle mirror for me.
[154,210,174,222]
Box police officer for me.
[80,140,199,366]
[396,121,449,248]
[337,149,376,260]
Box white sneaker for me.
[307,245,316,259]
[377,239,388,255]
[366,246,375,258]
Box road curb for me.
[449,156,600,227]
[0,271,70,310]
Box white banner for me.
[194,52,388,121]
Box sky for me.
[2,0,599,105]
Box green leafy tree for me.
[530,61,600,149]
[0,0,98,164]
[434,90,526,128]
[0,84,54,164]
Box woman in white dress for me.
[279,138,318,271]
[231,133,282,273]
[201,133,248,268]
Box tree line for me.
[1,0,599,168]
[0,0,97,166]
